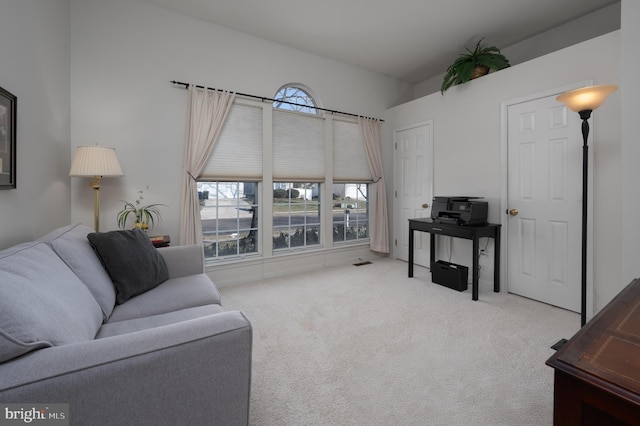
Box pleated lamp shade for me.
[69,146,124,177]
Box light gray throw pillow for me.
[39,223,117,321]
[0,242,103,363]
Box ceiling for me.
[143,0,619,84]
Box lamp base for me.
[89,176,101,232]
[551,338,568,351]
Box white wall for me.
[0,0,71,249]
[414,3,621,98]
[383,32,621,315]
[69,0,414,246]
[2,0,631,306]
[621,0,640,285]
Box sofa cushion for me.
[88,229,169,305]
[96,304,224,339]
[0,242,103,363]
[108,274,221,323]
[39,223,116,321]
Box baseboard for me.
[209,244,378,287]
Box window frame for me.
[332,183,370,244]
[197,181,260,260]
[196,85,372,264]
[272,182,322,252]
[273,85,320,115]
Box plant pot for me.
[471,66,489,80]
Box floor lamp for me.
[70,145,124,232]
[556,84,617,328]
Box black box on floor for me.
[431,260,469,292]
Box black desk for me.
[408,218,501,300]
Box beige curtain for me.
[358,117,389,254]
[180,85,235,245]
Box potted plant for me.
[441,38,510,94]
[116,190,166,231]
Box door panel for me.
[394,123,433,265]
[507,95,581,311]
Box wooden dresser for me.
[546,278,640,425]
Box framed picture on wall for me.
[0,86,16,189]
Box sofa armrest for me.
[158,244,205,278]
[0,311,252,426]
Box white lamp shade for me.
[556,84,618,113]
[70,146,124,177]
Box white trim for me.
[323,116,334,248]
[209,243,374,287]
[261,107,273,258]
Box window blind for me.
[333,119,372,182]
[200,103,263,179]
[272,109,325,181]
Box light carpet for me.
[218,257,579,426]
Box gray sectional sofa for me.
[0,224,252,426]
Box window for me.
[272,86,322,251]
[273,183,320,250]
[195,84,373,262]
[332,119,371,244]
[333,183,369,243]
[273,86,318,114]
[197,101,262,260]
[198,182,258,258]
[272,109,325,180]
[200,103,263,179]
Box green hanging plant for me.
[441,38,510,94]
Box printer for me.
[431,196,488,226]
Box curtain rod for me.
[170,80,383,122]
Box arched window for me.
[273,85,318,115]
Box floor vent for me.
[353,261,372,266]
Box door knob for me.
[508,209,519,216]
[422,203,429,209]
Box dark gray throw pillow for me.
[87,229,169,304]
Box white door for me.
[506,94,582,311]
[393,122,433,266]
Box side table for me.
[150,235,170,248]
[546,278,640,425]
